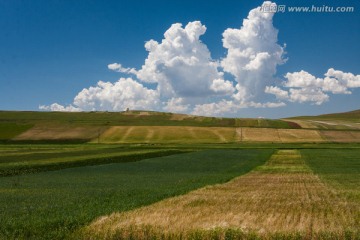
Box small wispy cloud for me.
[107,63,137,75]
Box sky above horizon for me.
[1,0,359,118]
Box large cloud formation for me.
[40,1,359,116]
[221,1,286,102]
[40,78,158,111]
[134,21,235,99]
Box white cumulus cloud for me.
[192,99,285,117]
[210,79,236,95]
[322,76,350,94]
[163,97,189,113]
[108,63,137,74]
[134,21,231,98]
[325,68,360,88]
[41,78,159,112]
[73,78,159,111]
[288,88,329,105]
[221,1,286,102]
[284,71,322,89]
[264,86,289,99]
[265,68,359,105]
[192,100,238,116]
[39,103,81,112]
[40,2,358,117]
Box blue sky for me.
[0,0,359,118]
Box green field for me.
[0,144,184,176]
[0,123,33,141]
[296,109,360,122]
[0,148,271,239]
[2,110,360,143]
[286,109,360,130]
[1,144,359,239]
[82,148,360,240]
[0,110,359,239]
[0,111,299,143]
[303,149,360,203]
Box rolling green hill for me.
[0,110,235,127]
[1,109,359,143]
[285,109,360,130]
[0,110,295,128]
[292,109,360,122]
[0,110,359,239]
[0,110,298,142]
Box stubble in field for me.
[13,125,106,141]
[97,126,235,143]
[321,130,360,142]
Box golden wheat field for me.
[96,126,236,143]
[321,130,360,142]
[13,125,107,141]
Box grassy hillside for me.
[0,110,235,127]
[0,110,299,142]
[292,109,360,121]
[98,126,360,144]
[97,126,236,144]
[1,110,359,143]
[0,110,295,128]
[285,109,360,130]
[312,109,360,121]
[0,123,33,140]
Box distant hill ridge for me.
[0,110,295,128]
[0,109,359,143]
[319,109,360,118]
[293,109,360,121]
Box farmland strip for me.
[84,150,359,239]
